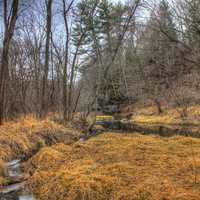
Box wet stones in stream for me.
[6,160,23,182]
[0,160,35,200]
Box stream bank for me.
[1,118,200,199]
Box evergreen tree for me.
[145,1,179,81]
[184,0,200,63]
[73,0,126,106]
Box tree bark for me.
[40,0,53,117]
[0,0,19,125]
[62,0,73,120]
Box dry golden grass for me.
[96,115,114,121]
[0,116,80,187]
[26,133,200,200]
[130,105,200,125]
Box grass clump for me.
[0,116,80,187]
[26,133,200,200]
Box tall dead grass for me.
[0,116,80,187]
[126,104,200,125]
[26,133,200,200]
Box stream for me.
[96,119,200,138]
[0,159,35,200]
[1,119,200,199]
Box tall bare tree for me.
[40,0,53,117]
[62,0,75,120]
[0,0,19,124]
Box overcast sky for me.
[111,0,124,4]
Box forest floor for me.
[1,105,200,199]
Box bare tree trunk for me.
[0,0,19,125]
[50,42,55,109]
[73,83,83,114]
[62,0,74,120]
[154,97,163,114]
[40,0,53,117]
[68,33,85,119]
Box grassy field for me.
[26,132,200,200]
[122,104,200,126]
[1,108,200,199]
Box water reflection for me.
[96,119,200,138]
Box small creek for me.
[95,119,200,138]
[0,159,35,200]
[1,119,200,199]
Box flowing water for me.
[0,159,35,200]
